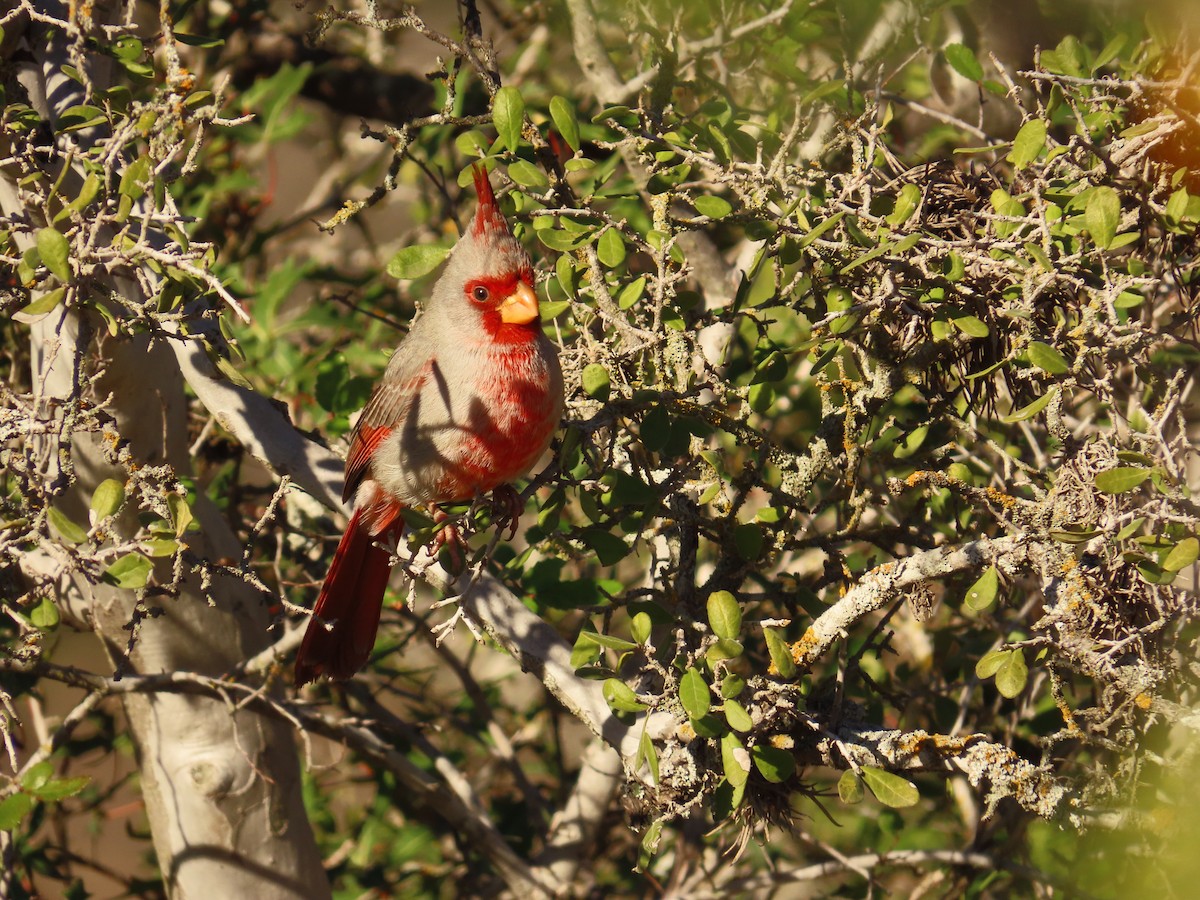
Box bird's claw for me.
[432,509,467,574]
[490,485,523,540]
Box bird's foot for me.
[432,508,467,574]
[489,484,524,540]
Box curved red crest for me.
[471,165,511,238]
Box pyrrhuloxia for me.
[295,168,564,685]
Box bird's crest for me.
[471,165,511,238]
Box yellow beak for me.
[499,281,540,325]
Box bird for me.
[294,167,564,685]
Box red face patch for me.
[463,270,540,344]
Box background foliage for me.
[2,0,1199,897]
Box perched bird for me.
[295,168,564,685]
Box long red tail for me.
[295,506,401,685]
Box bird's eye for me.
[471,285,490,304]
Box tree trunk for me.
[2,7,330,897]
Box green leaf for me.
[733,522,763,560]
[721,732,750,787]
[30,596,59,630]
[679,667,711,720]
[167,493,193,536]
[637,818,663,872]
[861,766,919,808]
[0,793,33,831]
[386,245,450,280]
[630,611,652,645]
[1027,341,1069,375]
[549,95,580,153]
[578,630,638,653]
[838,769,865,804]
[951,314,989,338]
[118,155,150,199]
[48,507,88,544]
[597,228,626,267]
[886,184,920,226]
[27,773,89,802]
[506,159,548,188]
[617,276,646,309]
[14,287,66,322]
[964,566,999,612]
[637,723,659,782]
[995,649,1028,698]
[720,674,746,699]
[1007,120,1047,168]
[1166,187,1189,224]
[1095,467,1151,494]
[1000,387,1057,424]
[694,195,733,219]
[706,638,744,662]
[723,699,753,733]
[751,744,796,783]
[945,43,984,81]
[37,228,71,282]
[603,678,647,712]
[976,649,1010,679]
[1163,537,1199,572]
[492,86,524,153]
[763,626,796,678]
[142,538,179,558]
[798,211,845,248]
[690,713,724,738]
[569,632,603,669]
[103,552,153,589]
[90,478,125,520]
[582,363,611,401]
[579,528,628,565]
[1116,518,1145,542]
[1085,186,1120,249]
[706,590,742,640]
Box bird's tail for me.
[295,502,402,685]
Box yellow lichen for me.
[790,627,820,665]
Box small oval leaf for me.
[838,769,865,804]
[1094,467,1151,494]
[763,626,796,678]
[549,95,580,153]
[994,649,1029,698]
[861,766,919,808]
[1162,537,1199,573]
[706,590,742,640]
[1027,341,1069,375]
[492,86,525,153]
[751,744,796,783]
[603,678,647,713]
[597,228,626,267]
[386,245,450,280]
[103,552,153,589]
[90,478,126,520]
[945,43,984,81]
[693,195,733,219]
[723,699,753,733]
[679,667,711,720]
[1085,186,1121,250]
[1007,119,1047,169]
[721,732,751,787]
[48,507,88,545]
[964,566,999,612]
[581,363,611,401]
[37,227,71,282]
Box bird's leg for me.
[489,484,524,540]
[431,507,466,573]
